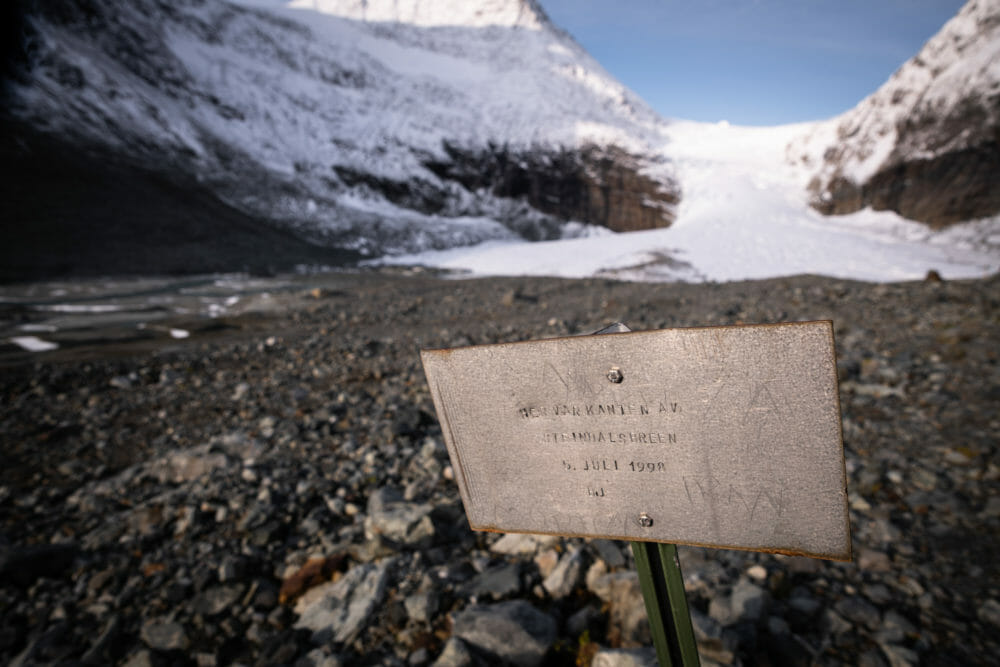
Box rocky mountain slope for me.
[3,0,678,274]
[790,0,1000,227]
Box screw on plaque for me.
[638,512,653,527]
[607,367,624,383]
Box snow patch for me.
[10,336,59,352]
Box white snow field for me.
[378,120,1000,283]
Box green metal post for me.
[631,541,701,667]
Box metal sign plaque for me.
[421,321,851,561]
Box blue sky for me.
[537,0,966,126]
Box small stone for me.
[863,583,893,605]
[589,571,650,646]
[192,584,243,616]
[591,647,658,667]
[490,533,541,556]
[566,604,602,636]
[835,595,881,631]
[878,610,916,644]
[857,548,892,572]
[295,559,393,645]
[858,648,889,667]
[850,494,872,511]
[451,600,556,667]
[910,468,937,491]
[746,565,767,581]
[978,599,1000,627]
[722,579,770,625]
[822,609,852,636]
[299,648,344,667]
[109,375,134,389]
[279,555,346,604]
[364,487,435,547]
[788,596,821,618]
[463,562,522,600]
[590,539,626,568]
[405,591,438,623]
[767,616,790,635]
[878,642,919,667]
[431,637,473,667]
[534,548,559,578]
[140,619,189,652]
[542,547,584,599]
[121,650,155,667]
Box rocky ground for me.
[1,269,998,666]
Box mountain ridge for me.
[3,0,679,275]
[789,0,1000,227]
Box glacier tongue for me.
[377,120,1000,283]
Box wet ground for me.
[0,268,433,365]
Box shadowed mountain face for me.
[2,0,679,279]
[0,118,360,283]
[793,0,1000,227]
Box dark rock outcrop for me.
[809,109,1000,228]
[797,0,1000,227]
[426,142,677,232]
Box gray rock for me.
[567,604,602,637]
[404,591,439,623]
[591,647,658,667]
[978,599,1000,627]
[162,448,229,484]
[121,650,155,667]
[590,539,627,568]
[463,562,521,600]
[364,487,435,547]
[140,619,189,652]
[863,583,893,605]
[858,648,889,667]
[431,637,474,667]
[767,616,790,636]
[81,617,120,665]
[192,584,243,616]
[834,595,881,631]
[878,642,919,667]
[296,648,344,667]
[857,547,892,573]
[451,600,556,666]
[295,559,393,645]
[878,610,917,644]
[730,579,770,624]
[543,546,584,598]
[710,579,769,626]
[822,609,852,636]
[690,608,738,665]
[490,533,541,556]
[588,571,650,646]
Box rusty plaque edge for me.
[420,319,837,352]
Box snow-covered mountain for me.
[5,0,678,262]
[3,0,997,284]
[789,0,1000,228]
